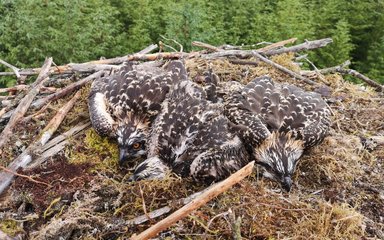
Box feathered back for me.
[88,60,187,137]
[147,80,249,180]
[228,76,331,147]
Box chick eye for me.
[132,143,141,149]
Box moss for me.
[68,128,119,171]
[0,219,23,237]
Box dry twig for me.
[31,70,104,109]
[130,161,255,240]
[0,58,21,78]
[0,57,53,150]
[251,51,317,85]
[0,92,84,195]
[0,165,51,187]
[255,37,297,52]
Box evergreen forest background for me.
[0,0,383,86]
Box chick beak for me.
[119,148,129,166]
[282,176,292,192]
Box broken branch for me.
[31,70,104,109]
[255,37,297,52]
[337,68,384,92]
[0,59,21,78]
[0,93,85,195]
[251,51,317,85]
[203,38,333,59]
[0,57,53,150]
[130,161,255,240]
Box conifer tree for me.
[0,0,123,67]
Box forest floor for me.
[0,53,383,239]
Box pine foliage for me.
[0,0,383,83]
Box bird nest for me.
[0,41,383,239]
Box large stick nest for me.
[0,48,383,239]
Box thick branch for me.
[0,57,53,150]
[252,51,317,85]
[203,38,333,59]
[264,38,333,56]
[0,59,21,78]
[337,69,384,92]
[0,44,159,77]
[130,161,255,240]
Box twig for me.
[255,37,297,52]
[228,208,242,240]
[203,38,333,59]
[251,51,317,85]
[21,102,51,123]
[40,90,82,145]
[126,206,173,225]
[139,183,151,223]
[192,41,221,52]
[0,59,21,78]
[130,161,255,240]
[228,59,259,66]
[0,57,53,150]
[0,96,86,195]
[0,84,28,93]
[337,68,383,92]
[0,165,51,187]
[160,35,183,52]
[31,70,104,109]
[300,60,351,76]
[126,180,220,226]
[300,60,383,91]
[264,38,333,56]
[27,121,91,169]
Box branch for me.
[263,38,333,56]
[27,121,91,169]
[0,57,53,150]
[0,93,85,195]
[0,44,159,77]
[255,37,297,52]
[203,38,333,59]
[251,51,317,85]
[192,41,222,52]
[0,85,28,93]
[300,60,384,92]
[31,70,104,109]
[337,68,384,92]
[40,90,82,145]
[0,59,21,78]
[130,161,255,240]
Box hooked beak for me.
[119,148,127,166]
[282,176,292,192]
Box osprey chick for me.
[130,80,250,183]
[225,76,331,191]
[88,61,187,165]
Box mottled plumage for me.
[88,61,187,164]
[225,76,331,191]
[130,80,250,183]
